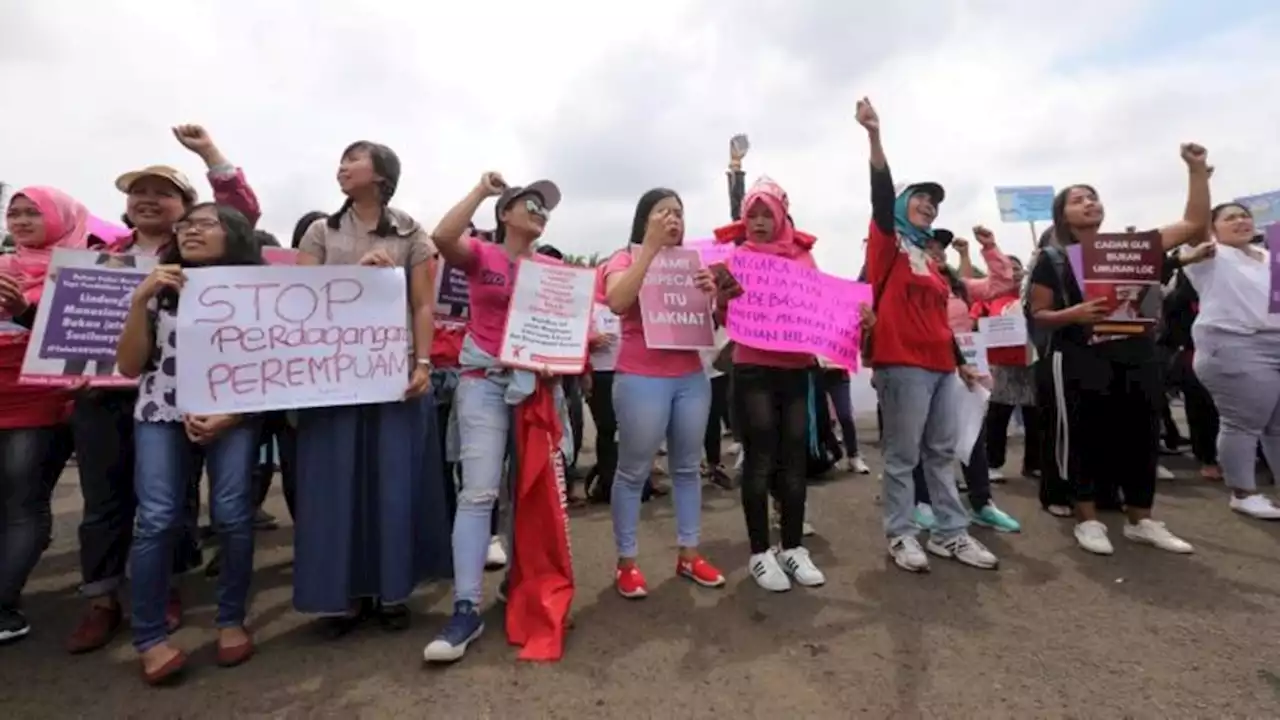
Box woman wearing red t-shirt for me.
[856,98,996,574]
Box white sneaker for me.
[749,549,792,592]
[988,468,1005,481]
[888,535,929,573]
[926,533,998,569]
[1074,520,1114,555]
[778,547,825,587]
[1124,519,1193,554]
[1230,494,1280,520]
[485,536,508,569]
[849,455,871,475]
[1156,465,1175,480]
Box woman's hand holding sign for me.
[358,248,395,268]
[0,275,28,315]
[693,268,717,295]
[183,413,239,445]
[133,264,184,305]
[1063,297,1111,325]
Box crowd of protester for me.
[0,98,1275,685]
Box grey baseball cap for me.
[495,179,562,221]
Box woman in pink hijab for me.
[713,177,828,593]
[0,186,90,643]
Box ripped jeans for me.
[451,375,513,606]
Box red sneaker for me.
[614,565,649,599]
[676,555,725,588]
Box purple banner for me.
[434,261,470,320]
[39,267,140,362]
[1268,224,1280,314]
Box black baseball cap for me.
[932,228,955,247]
[904,181,945,206]
[495,180,562,224]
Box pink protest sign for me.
[86,216,131,244]
[686,238,735,267]
[262,248,300,265]
[635,246,715,350]
[726,253,872,370]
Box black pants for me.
[586,371,618,500]
[72,393,200,598]
[436,397,458,529]
[252,412,296,520]
[914,425,992,511]
[985,403,1042,473]
[0,425,72,608]
[1035,358,1073,509]
[705,375,731,466]
[1050,345,1160,510]
[735,365,809,554]
[564,376,584,471]
[1172,350,1219,466]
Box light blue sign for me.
[995,186,1055,223]
[1236,189,1280,229]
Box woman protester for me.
[115,203,263,684]
[1177,201,1280,519]
[1027,143,1210,555]
[0,187,88,642]
[293,141,451,634]
[857,97,998,573]
[602,188,727,599]
[422,172,568,662]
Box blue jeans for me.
[611,371,711,558]
[873,366,969,540]
[452,375,510,605]
[131,420,258,652]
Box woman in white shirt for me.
[1180,202,1280,520]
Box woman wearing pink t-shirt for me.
[602,188,726,599]
[423,172,564,662]
[713,178,828,592]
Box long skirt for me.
[292,395,453,614]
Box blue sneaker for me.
[912,503,937,531]
[972,503,1021,533]
[422,601,484,663]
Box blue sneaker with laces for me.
[422,601,484,663]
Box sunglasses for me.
[522,197,550,218]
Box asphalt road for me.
[5,419,1280,719]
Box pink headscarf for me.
[712,176,816,259]
[0,186,92,304]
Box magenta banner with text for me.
[726,253,872,370]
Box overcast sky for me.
[2,0,1278,277]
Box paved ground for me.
[5,417,1280,719]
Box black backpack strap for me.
[1026,246,1072,356]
